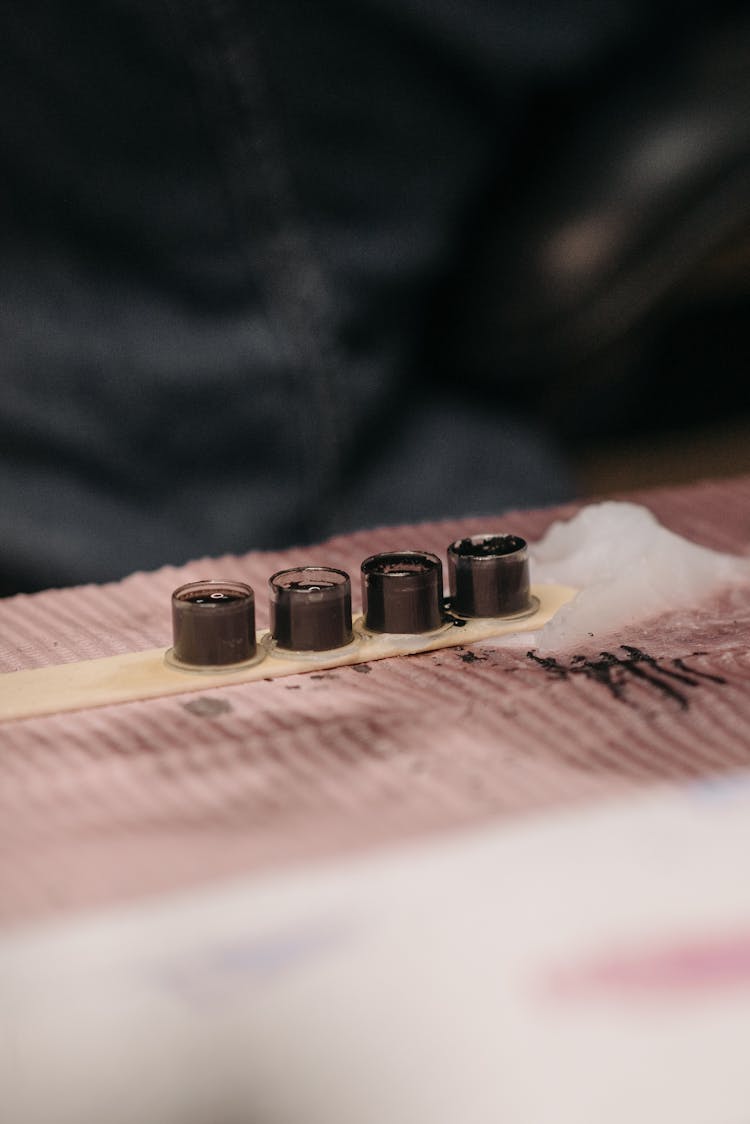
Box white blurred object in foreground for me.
[3,773,750,1124]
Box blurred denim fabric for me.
[0,1,745,590]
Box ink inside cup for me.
[171,580,257,667]
[269,566,353,651]
[361,551,444,633]
[447,534,532,618]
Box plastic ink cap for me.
[447,534,531,617]
[361,551,443,633]
[269,566,353,651]
[171,580,257,666]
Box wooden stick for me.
[0,584,576,723]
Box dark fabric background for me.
[0,1,743,591]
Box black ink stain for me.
[671,656,727,685]
[443,599,467,626]
[527,646,727,711]
[351,663,372,674]
[310,673,339,680]
[285,684,301,690]
[181,697,233,718]
[457,649,487,664]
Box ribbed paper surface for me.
[2,478,750,925]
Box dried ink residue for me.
[527,646,727,710]
[457,648,488,665]
[181,697,233,718]
[351,663,372,675]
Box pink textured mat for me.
[2,477,750,927]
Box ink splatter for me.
[351,663,372,675]
[527,646,726,710]
[457,649,487,665]
[181,697,233,718]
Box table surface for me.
[2,475,750,928]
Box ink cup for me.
[269,567,353,652]
[361,551,444,633]
[447,534,532,618]
[170,580,257,667]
